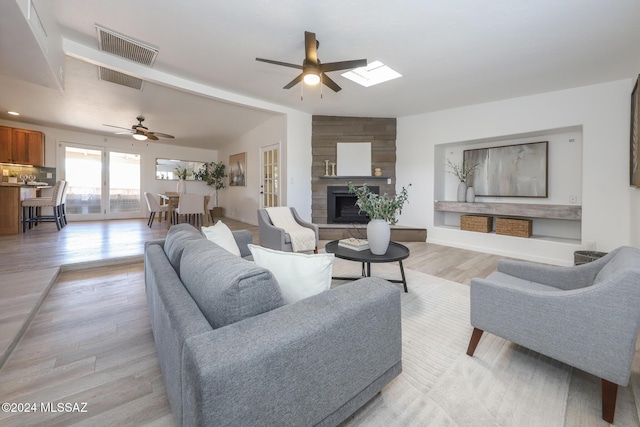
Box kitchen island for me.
[0,184,49,235]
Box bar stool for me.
[21,180,66,232]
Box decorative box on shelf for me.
[496,217,533,238]
[460,215,493,233]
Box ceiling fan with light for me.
[103,116,174,141]
[256,31,367,92]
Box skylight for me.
[341,61,402,87]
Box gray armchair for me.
[257,207,319,253]
[466,246,640,424]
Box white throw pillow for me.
[248,244,334,304]
[201,221,241,256]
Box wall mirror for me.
[155,158,205,180]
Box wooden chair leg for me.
[466,327,484,356]
[602,379,618,423]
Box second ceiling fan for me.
[256,31,367,92]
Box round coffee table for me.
[325,240,410,292]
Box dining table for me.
[158,192,210,230]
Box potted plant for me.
[348,182,410,254]
[8,171,18,184]
[196,161,227,220]
[446,158,477,202]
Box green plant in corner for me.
[347,182,410,225]
[195,161,227,206]
[8,171,18,177]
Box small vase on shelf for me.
[457,182,467,202]
[466,186,475,203]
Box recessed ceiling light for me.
[7,111,19,116]
[341,61,402,87]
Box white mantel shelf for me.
[434,201,582,220]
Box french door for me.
[260,144,280,208]
[61,143,141,220]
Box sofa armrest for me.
[470,270,640,385]
[144,238,165,250]
[231,230,254,258]
[181,278,402,427]
[496,258,603,290]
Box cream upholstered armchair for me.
[257,207,318,253]
[466,246,640,423]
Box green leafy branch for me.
[347,182,411,225]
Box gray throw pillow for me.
[180,239,284,329]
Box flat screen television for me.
[463,141,548,198]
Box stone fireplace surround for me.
[311,116,397,225]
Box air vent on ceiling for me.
[98,67,144,90]
[95,25,158,66]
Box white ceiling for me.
[1,0,640,150]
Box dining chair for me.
[174,194,205,227]
[144,192,168,227]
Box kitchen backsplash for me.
[0,165,56,185]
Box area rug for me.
[330,262,640,427]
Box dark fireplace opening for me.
[327,186,379,224]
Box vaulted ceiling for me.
[1,0,639,150]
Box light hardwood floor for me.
[0,218,503,426]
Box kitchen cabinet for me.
[0,126,45,166]
[0,186,20,235]
[0,185,40,235]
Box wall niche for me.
[433,125,583,242]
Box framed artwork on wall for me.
[464,141,548,197]
[229,152,247,186]
[630,75,640,187]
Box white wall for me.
[217,114,286,225]
[217,111,312,225]
[0,118,219,218]
[632,190,640,246]
[397,79,632,265]
[282,111,313,221]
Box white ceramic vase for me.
[177,179,186,194]
[367,219,391,255]
[466,186,475,203]
[457,181,467,202]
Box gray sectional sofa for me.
[144,224,402,426]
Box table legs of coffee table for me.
[399,261,407,293]
[340,261,407,293]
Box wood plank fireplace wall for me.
[311,116,397,224]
